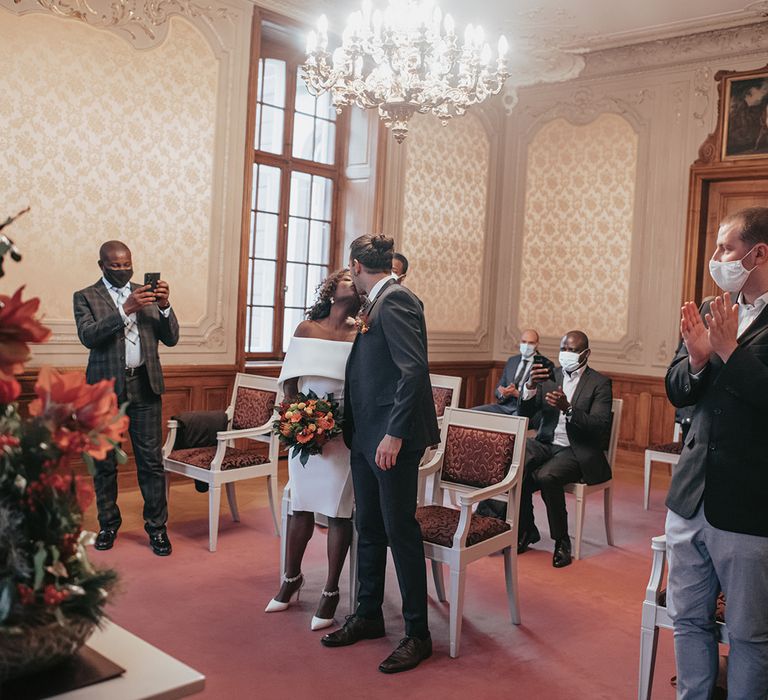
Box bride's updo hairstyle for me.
[349,233,394,272]
[306,268,362,321]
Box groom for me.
[321,234,439,673]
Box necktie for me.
[117,287,139,346]
[515,360,529,389]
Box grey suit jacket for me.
[343,279,440,458]
[518,366,613,484]
[73,280,179,396]
[665,300,768,536]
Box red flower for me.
[29,367,129,460]
[0,376,20,403]
[43,584,68,606]
[17,584,35,606]
[75,476,94,512]
[0,286,51,377]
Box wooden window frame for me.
[237,9,348,364]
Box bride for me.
[265,269,361,630]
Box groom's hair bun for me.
[350,234,394,272]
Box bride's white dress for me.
[277,337,354,519]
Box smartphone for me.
[144,272,160,293]
[533,355,555,382]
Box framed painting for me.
[722,67,768,160]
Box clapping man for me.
[516,331,612,567]
[665,207,768,699]
[73,241,178,556]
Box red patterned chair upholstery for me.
[643,422,683,510]
[163,373,280,551]
[417,407,528,657]
[639,535,729,700]
[429,373,462,425]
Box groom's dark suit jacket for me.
[665,300,768,536]
[73,280,179,396]
[344,279,439,456]
[519,366,613,485]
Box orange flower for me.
[296,429,314,444]
[0,286,51,377]
[280,422,294,437]
[29,367,129,460]
[316,415,335,431]
[289,412,302,423]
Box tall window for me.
[243,21,344,359]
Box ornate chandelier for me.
[301,0,509,143]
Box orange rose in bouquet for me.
[272,391,343,466]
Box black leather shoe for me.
[321,615,385,647]
[553,537,572,568]
[517,526,541,554]
[194,480,209,493]
[148,530,172,556]
[94,529,117,551]
[379,635,432,674]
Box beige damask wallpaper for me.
[518,113,637,342]
[399,113,489,334]
[0,13,216,327]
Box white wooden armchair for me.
[416,407,529,658]
[163,373,280,552]
[429,373,462,426]
[643,422,683,510]
[638,534,729,700]
[564,398,623,560]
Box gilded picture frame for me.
[722,68,768,161]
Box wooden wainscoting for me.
[607,372,676,453]
[427,360,677,465]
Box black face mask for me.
[103,268,133,288]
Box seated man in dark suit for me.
[516,330,613,568]
[472,328,553,415]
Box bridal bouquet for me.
[273,391,342,466]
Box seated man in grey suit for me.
[472,328,553,414]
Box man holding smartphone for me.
[73,240,178,556]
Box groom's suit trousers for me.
[350,443,429,639]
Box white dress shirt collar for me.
[366,276,392,305]
[102,276,130,295]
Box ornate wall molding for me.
[1,0,253,365]
[580,20,768,80]
[6,0,241,51]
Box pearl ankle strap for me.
[321,589,339,598]
[282,572,303,584]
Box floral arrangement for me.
[0,212,126,638]
[272,391,342,466]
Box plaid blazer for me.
[73,280,179,396]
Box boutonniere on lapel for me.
[355,311,370,335]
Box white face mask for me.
[709,246,758,293]
[559,350,582,373]
[519,342,536,359]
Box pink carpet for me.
[88,471,679,699]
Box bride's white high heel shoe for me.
[264,572,304,613]
[310,589,340,630]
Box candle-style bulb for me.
[498,35,509,57]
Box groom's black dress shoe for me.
[517,526,541,554]
[320,615,385,647]
[148,530,172,556]
[379,635,432,674]
[94,529,117,551]
[552,537,572,568]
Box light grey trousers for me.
[666,506,768,700]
